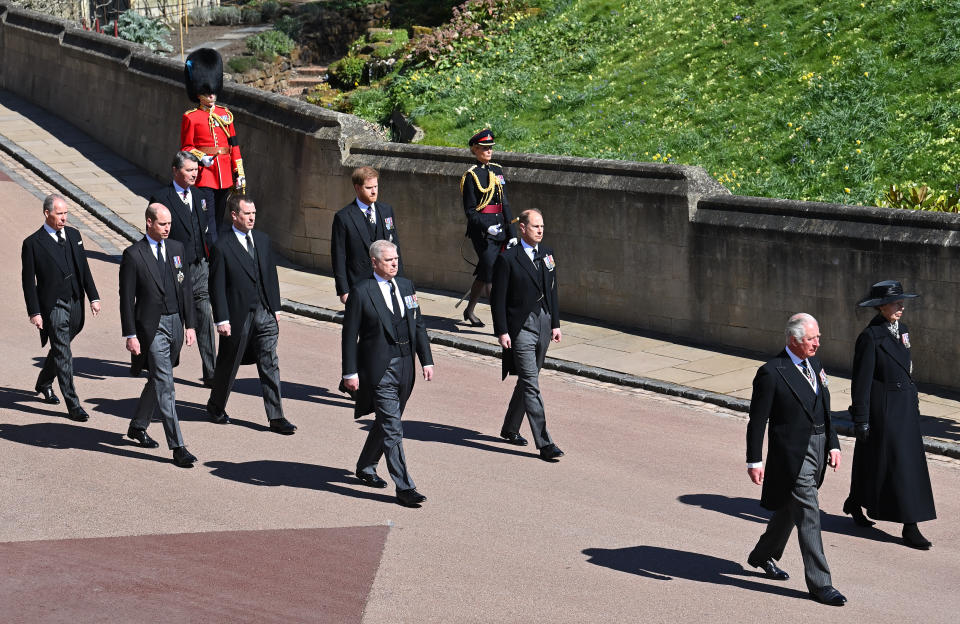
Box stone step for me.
[288,77,324,87]
[296,66,328,76]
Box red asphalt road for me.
[1,174,959,623]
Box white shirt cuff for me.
[746,461,763,469]
[343,373,358,380]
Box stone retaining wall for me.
[2,1,959,388]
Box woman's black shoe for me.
[902,523,932,550]
[843,498,875,527]
[462,310,485,327]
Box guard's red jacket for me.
[180,105,243,190]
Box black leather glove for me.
[854,423,870,441]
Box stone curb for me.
[0,132,142,244]
[4,131,959,461]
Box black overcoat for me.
[490,243,560,380]
[21,226,99,346]
[330,199,402,297]
[746,350,840,511]
[340,276,433,417]
[848,315,936,523]
[118,237,196,376]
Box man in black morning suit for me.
[745,313,846,606]
[119,204,198,467]
[491,209,564,461]
[331,166,402,304]
[149,151,218,387]
[21,194,101,421]
[206,194,296,434]
[341,240,434,507]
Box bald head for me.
[145,202,172,241]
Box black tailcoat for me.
[849,316,936,522]
[341,276,433,418]
[746,350,840,511]
[149,184,217,263]
[490,243,559,379]
[119,237,195,376]
[21,225,99,346]
[208,229,282,365]
[330,199,402,297]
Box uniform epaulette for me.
[459,164,478,193]
[184,107,200,115]
[488,162,502,169]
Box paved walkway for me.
[1,87,958,457]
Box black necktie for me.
[389,281,402,320]
[532,246,541,269]
[56,230,65,246]
[799,359,815,387]
[156,240,165,269]
[367,204,376,225]
[245,232,255,259]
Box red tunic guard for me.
[180,104,244,191]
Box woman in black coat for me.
[844,280,936,549]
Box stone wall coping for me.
[698,193,960,231]
[3,3,66,36]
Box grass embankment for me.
[375,0,960,205]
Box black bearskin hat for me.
[184,48,223,103]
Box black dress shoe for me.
[902,523,932,550]
[747,554,789,580]
[269,417,297,434]
[843,497,875,527]
[67,407,89,422]
[127,427,159,448]
[462,310,485,328]
[207,405,230,424]
[202,378,215,389]
[172,446,197,467]
[539,444,564,461]
[500,430,528,446]
[35,384,60,405]
[356,472,388,488]
[809,585,847,606]
[396,488,427,507]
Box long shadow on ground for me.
[205,459,396,504]
[0,420,170,464]
[359,418,534,459]
[583,545,811,600]
[677,493,902,544]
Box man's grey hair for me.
[42,193,66,213]
[369,239,397,261]
[172,150,200,169]
[785,313,817,342]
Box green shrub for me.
[209,6,242,26]
[274,15,302,41]
[246,29,296,61]
[241,6,262,24]
[261,0,281,21]
[350,88,393,122]
[329,55,367,88]
[879,184,960,212]
[188,6,211,26]
[227,55,262,74]
[106,10,172,54]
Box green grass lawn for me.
[377,0,960,205]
